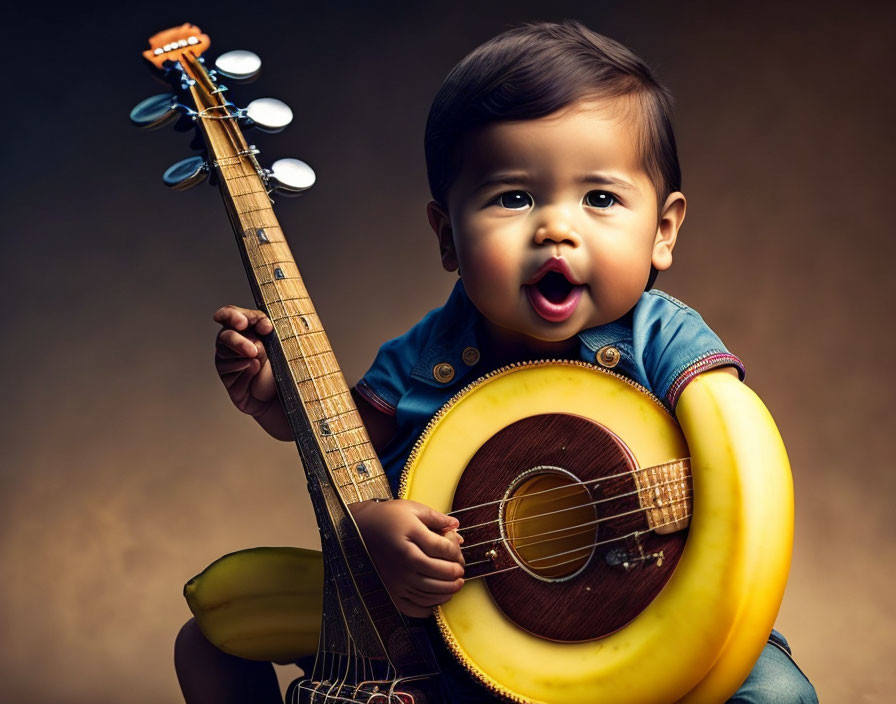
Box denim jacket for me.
[356,279,744,492]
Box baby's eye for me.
[584,191,617,209]
[494,191,533,209]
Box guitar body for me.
[401,362,793,704]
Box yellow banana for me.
[184,546,323,664]
[674,370,793,703]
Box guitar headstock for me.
[142,23,210,69]
[134,23,314,195]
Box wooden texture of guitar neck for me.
[180,50,391,504]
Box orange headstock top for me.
[142,23,210,68]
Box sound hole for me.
[502,469,596,580]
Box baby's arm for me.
[213,305,465,617]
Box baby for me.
[177,20,818,704]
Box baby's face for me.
[430,98,685,351]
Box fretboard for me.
[182,51,391,504]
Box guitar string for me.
[455,472,690,543]
[447,457,690,520]
[497,492,690,552]
[191,59,389,690]
[464,511,692,578]
[461,493,691,565]
[458,483,691,554]
[292,680,391,704]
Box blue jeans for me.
[728,630,818,703]
[432,628,818,703]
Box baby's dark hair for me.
[424,20,681,209]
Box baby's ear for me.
[651,191,686,271]
[427,201,458,272]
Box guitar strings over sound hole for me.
[501,468,597,581]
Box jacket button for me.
[433,363,455,383]
[462,347,480,366]
[596,345,620,368]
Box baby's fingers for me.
[409,575,464,595]
[215,328,267,360]
[413,527,465,568]
[213,305,274,335]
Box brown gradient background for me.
[2,1,893,702]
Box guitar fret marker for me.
[274,267,286,279]
[256,228,270,243]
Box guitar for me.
[138,24,793,704]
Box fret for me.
[265,293,312,305]
[245,242,294,268]
[315,388,354,403]
[298,396,362,426]
[224,171,264,188]
[253,260,303,283]
[297,348,334,360]
[282,340,340,374]
[237,202,277,216]
[312,405,361,423]
[233,192,271,211]
[294,354,342,382]
[237,212,280,231]
[322,432,370,454]
[260,281,309,300]
[294,377,351,406]
[289,368,343,386]
[242,226,284,247]
[332,457,382,476]
[314,412,365,437]
[267,303,319,327]
[278,328,328,346]
[217,163,255,181]
[296,385,355,419]
[277,324,321,349]
[318,418,365,437]
[226,177,268,198]
[334,465,386,489]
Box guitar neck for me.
[180,51,391,504]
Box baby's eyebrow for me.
[472,171,638,193]
[472,172,529,193]
[579,173,637,191]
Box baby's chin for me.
[484,316,584,358]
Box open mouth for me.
[535,270,575,303]
[524,268,584,323]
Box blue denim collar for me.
[410,279,636,388]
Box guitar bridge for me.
[605,545,665,570]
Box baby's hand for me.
[350,499,465,618]
[213,305,291,440]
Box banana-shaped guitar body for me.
[400,363,793,704]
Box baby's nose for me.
[534,216,581,246]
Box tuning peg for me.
[162,156,208,190]
[214,50,262,80]
[268,158,316,195]
[130,93,181,129]
[243,98,293,132]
